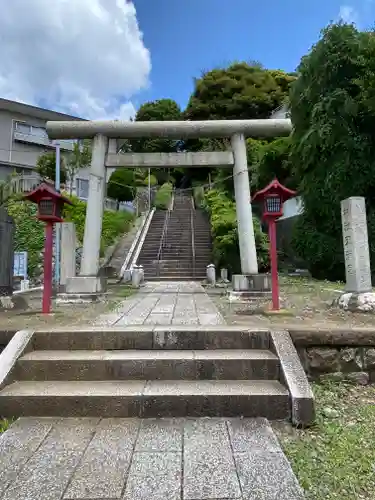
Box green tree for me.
[36,151,67,184]
[255,137,294,191]
[290,23,375,279]
[130,99,182,154]
[107,169,136,207]
[65,141,91,194]
[185,62,295,122]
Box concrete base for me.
[66,276,107,295]
[335,292,375,313]
[232,274,271,292]
[0,295,28,311]
[56,293,104,305]
[228,290,272,302]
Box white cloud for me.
[339,5,358,23]
[0,0,151,119]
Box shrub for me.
[6,194,134,279]
[203,189,269,273]
[154,182,173,210]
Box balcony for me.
[13,122,76,151]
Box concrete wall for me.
[0,109,50,168]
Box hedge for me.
[154,182,173,210]
[6,194,134,279]
[202,189,269,274]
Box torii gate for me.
[46,118,292,295]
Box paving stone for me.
[64,419,140,499]
[135,418,183,452]
[198,313,225,326]
[183,419,242,499]
[144,313,173,325]
[1,418,98,500]
[0,418,57,496]
[227,418,282,454]
[234,451,305,500]
[172,316,199,325]
[124,452,181,500]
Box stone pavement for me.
[0,416,304,500]
[94,281,225,326]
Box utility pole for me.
[54,141,61,288]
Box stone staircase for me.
[0,327,314,425]
[137,190,212,281]
[136,210,165,278]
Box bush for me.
[6,194,134,279]
[154,182,173,210]
[203,189,269,274]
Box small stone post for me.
[337,196,375,312]
[60,222,77,289]
[132,265,142,288]
[206,264,216,286]
[220,268,228,282]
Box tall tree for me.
[107,169,136,208]
[36,151,67,184]
[185,62,295,122]
[65,140,92,194]
[290,23,375,279]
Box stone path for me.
[0,417,304,500]
[95,281,225,326]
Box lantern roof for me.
[24,181,72,205]
[252,178,296,203]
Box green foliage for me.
[202,189,269,273]
[154,182,173,210]
[254,136,294,190]
[142,173,158,186]
[107,169,136,203]
[6,194,134,278]
[65,141,91,193]
[36,151,67,183]
[130,99,182,154]
[7,199,45,277]
[185,62,295,122]
[289,23,375,279]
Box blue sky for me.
[132,0,374,111]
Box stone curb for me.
[270,330,315,427]
[288,327,375,346]
[0,330,34,392]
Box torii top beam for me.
[46,118,292,140]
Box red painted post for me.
[268,218,280,310]
[42,221,54,314]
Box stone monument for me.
[337,197,375,312]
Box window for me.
[15,121,32,134]
[76,178,89,199]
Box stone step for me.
[33,327,271,351]
[16,349,280,381]
[0,380,289,418]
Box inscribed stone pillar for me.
[231,133,258,275]
[341,197,372,293]
[60,222,77,287]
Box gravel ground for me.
[211,276,375,327]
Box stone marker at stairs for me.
[337,196,375,312]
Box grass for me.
[277,382,375,499]
[0,418,13,434]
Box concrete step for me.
[33,327,271,351]
[0,380,290,418]
[16,349,280,381]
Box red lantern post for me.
[24,182,72,314]
[252,179,296,310]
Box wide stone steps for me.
[0,380,289,418]
[16,349,279,381]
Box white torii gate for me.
[46,118,292,295]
